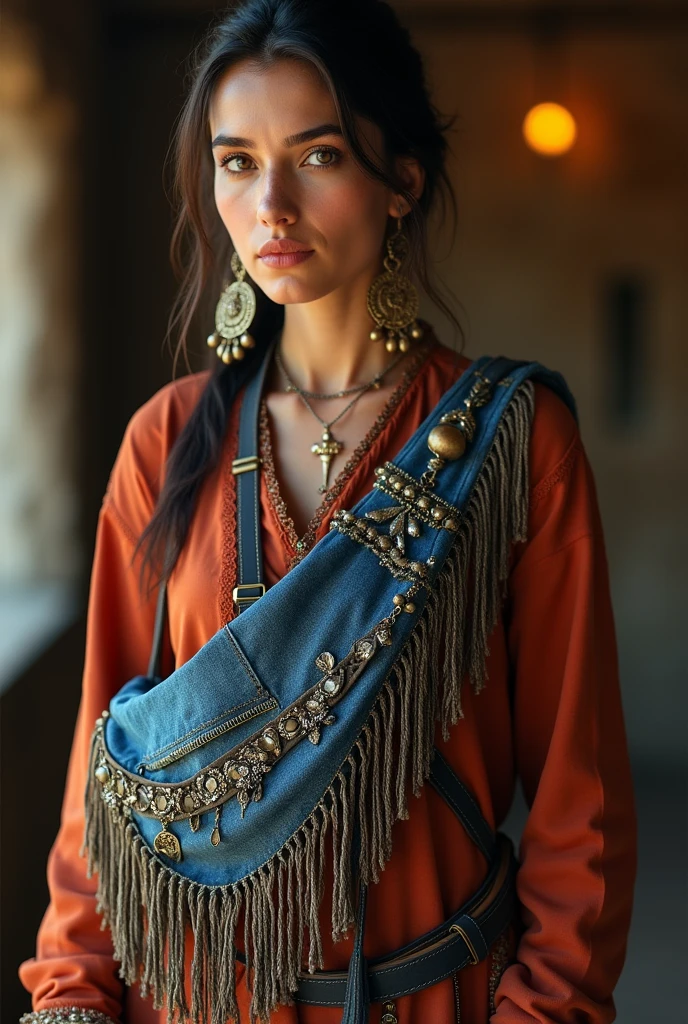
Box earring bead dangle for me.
[207,250,257,364]
[367,218,423,353]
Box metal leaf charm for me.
[389,512,405,537]
[253,783,263,802]
[365,506,399,522]
[315,651,335,673]
[407,516,420,538]
[308,727,321,745]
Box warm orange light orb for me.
[523,102,577,156]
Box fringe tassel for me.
[84,382,534,1024]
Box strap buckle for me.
[232,583,266,611]
[232,455,262,475]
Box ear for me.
[387,155,426,217]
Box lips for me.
[258,238,313,257]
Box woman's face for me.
[208,58,420,306]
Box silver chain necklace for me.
[274,346,408,493]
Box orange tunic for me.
[19,341,636,1024]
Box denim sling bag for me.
[84,345,577,1024]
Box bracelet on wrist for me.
[20,1008,118,1024]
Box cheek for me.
[307,176,389,263]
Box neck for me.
[278,273,396,392]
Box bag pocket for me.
[108,625,280,780]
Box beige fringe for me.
[83,381,534,1024]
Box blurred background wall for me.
[1,1,686,1021]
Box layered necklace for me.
[274,346,408,493]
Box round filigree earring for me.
[207,250,257,364]
[367,217,423,353]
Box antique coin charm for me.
[153,819,182,862]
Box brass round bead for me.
[427,424,467,461]
[431,506,444,521]
[221,347,233,365]
[366,527,378,541]
[403,602,416,614]
[399,335,411,353]
[393,480,403,491]
[403,485,415,499]
[410,561,424,574]
[385,337,398,353]
[231,344,245,360]
[378,536,392,551]
[392,594,406,607]
[374,466,386,477]
[443,517,460,531]
[207,332,221,349]
[240,332,255,348]
[417,495,431,510]
[370,329,383,343]
[410,322,423,340]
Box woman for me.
[19,2,636,1023]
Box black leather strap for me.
[233,341,278,612]
[428,748,496,862]
[147,576,168,680]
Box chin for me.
[258,274,333,306]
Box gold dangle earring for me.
[367,216,423,353]
[207,250,257,364]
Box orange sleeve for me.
[18,405,172,1021]
[492,389,637,1022]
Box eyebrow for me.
[211,122,343,150]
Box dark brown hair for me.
[136,0,461,591]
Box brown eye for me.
[304,147,340,168]
[221,154,254,173]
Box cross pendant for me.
[311,427,344,493]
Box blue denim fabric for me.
[104,355,576,886]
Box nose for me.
[256,169,298,228]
